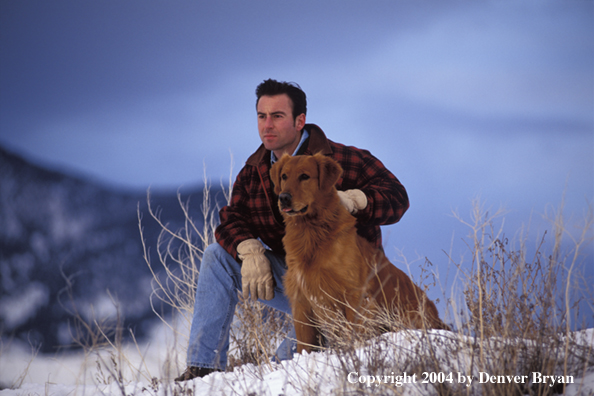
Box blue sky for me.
[1,1,593,312]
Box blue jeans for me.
[186,243,295,369]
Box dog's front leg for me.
[292,302,320,354]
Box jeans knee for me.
[200,243,241,292]
[203,242,226,259]
[202,243,238,272]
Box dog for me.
[270,153,448,353]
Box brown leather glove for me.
[237,239,274,301]
[337,189,368,214]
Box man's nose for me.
[263,116,274,128]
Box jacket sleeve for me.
[215,167,257,260]
[340,148,409,226]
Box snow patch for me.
[1,325,592,396]
[0,282,49,329]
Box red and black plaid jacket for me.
[215,124,409,260]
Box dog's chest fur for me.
[282,204,365,305]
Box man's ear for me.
[315,153,342,192]
[270,154,289,195]
[294,113,306,132]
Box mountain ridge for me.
[0,145,220,352]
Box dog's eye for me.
[281,174,288,181]
[299,174,310,181]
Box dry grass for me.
[445,198,593,396]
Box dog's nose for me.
[279,193,292,208]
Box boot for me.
[174,366,220,382]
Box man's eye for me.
[299,174,310,181]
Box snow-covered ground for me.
[2,322,593,396]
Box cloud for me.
[319,2,593,122]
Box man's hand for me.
[237,239,274,301]
[337,189,368,214]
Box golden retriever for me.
[270,153,448,353]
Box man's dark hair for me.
[255,79,307,119]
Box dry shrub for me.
[443,198,593,396]
[227,295,292,368]
[57,272,161,390]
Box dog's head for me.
[270,153,343,217]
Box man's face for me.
[257,94,306,159]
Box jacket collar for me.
[246,124,333,166]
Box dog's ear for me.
[315,153,342,191]
[270,154,289,195]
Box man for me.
[175,79,409,381]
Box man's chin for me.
[261,136,278,146]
